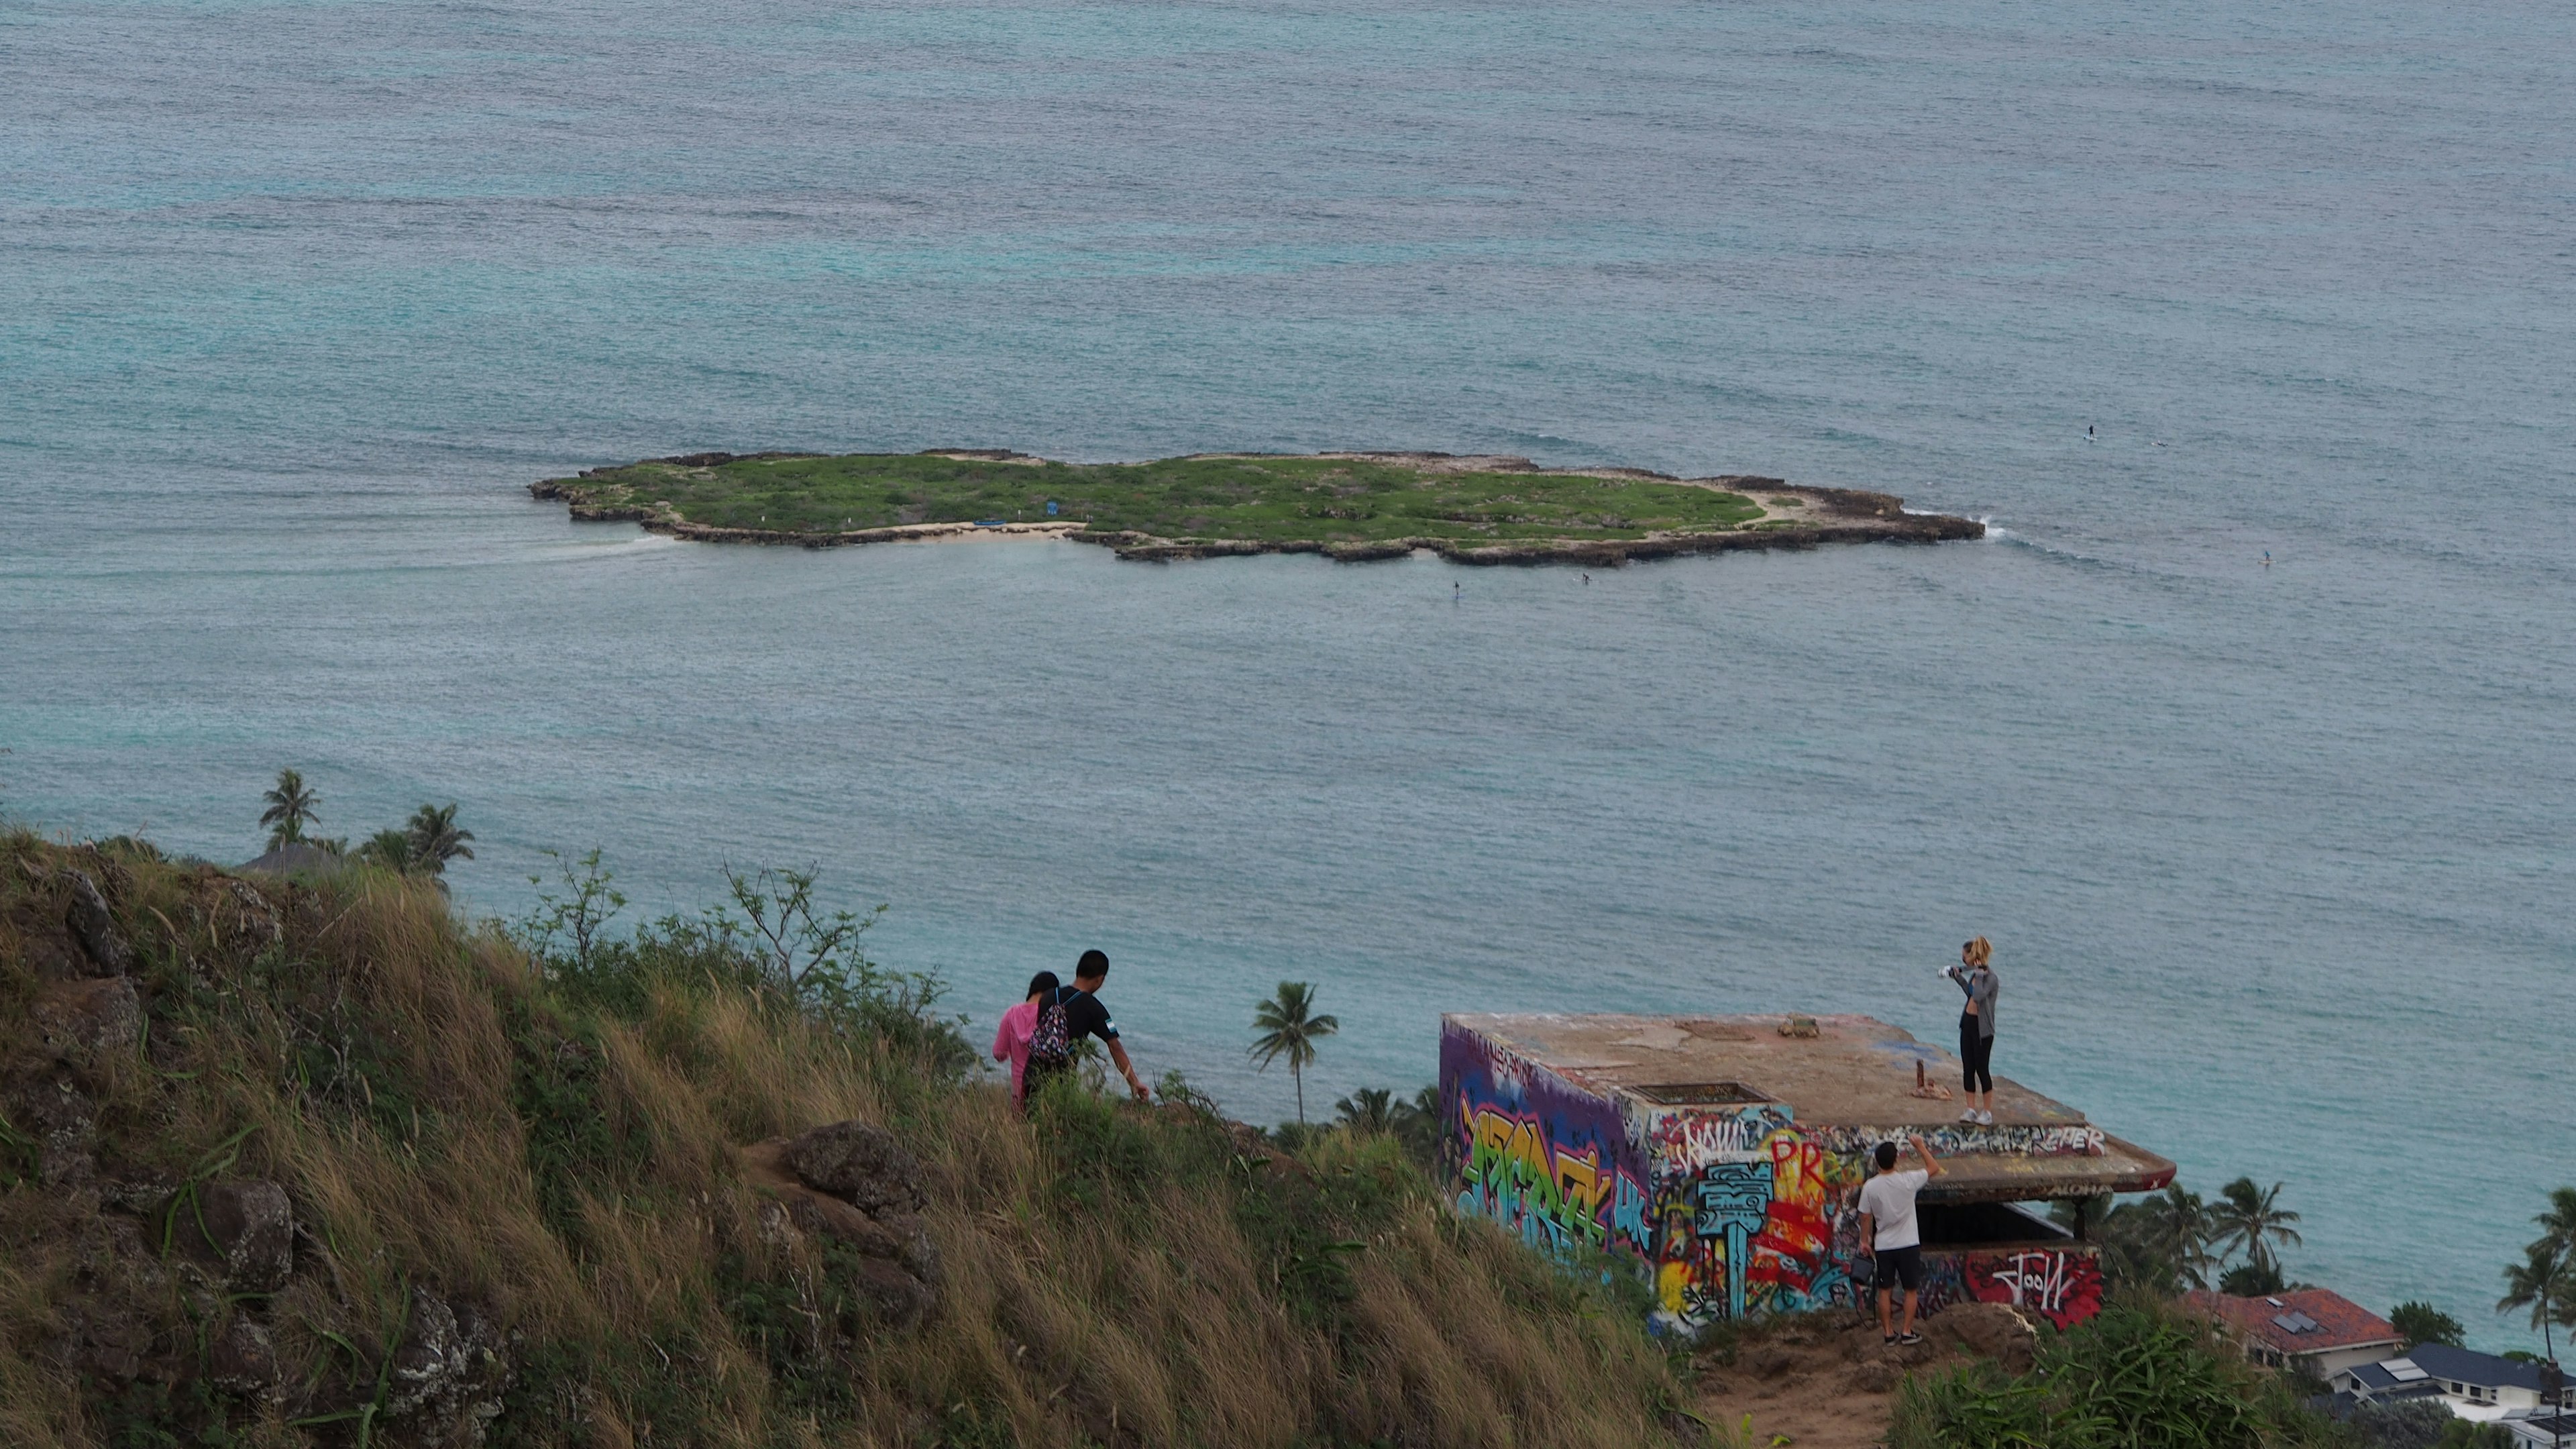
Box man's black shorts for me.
[1875,1244,1925,1292]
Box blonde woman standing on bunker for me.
[1944,937,1998,1125]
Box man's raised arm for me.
[1911,1133,1945,1177]
[1107,1038,1151,1102]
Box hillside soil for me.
[1693,1302,2038,1449]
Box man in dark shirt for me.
[1026,949,1152,1104]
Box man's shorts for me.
[1875,1244,1925,1293]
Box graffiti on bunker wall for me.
[1695,1161,1768,1322]
[1440,1021,2102,1334]
[1960,1248,2104,1329]
[1442,1022,1653,1260]
[1809,1121,2105,1160]
[1648,1120,1872,1328]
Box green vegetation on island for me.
[531,449,1985,562]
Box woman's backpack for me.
[1026,987,1074,1069]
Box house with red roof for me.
[2186,1288,2407,1379]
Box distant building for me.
[1439,1012,2176,1334]
[2187,1288,2404,1378]
[2497,1409,2576,1449]
[2333,1343,2576,1419]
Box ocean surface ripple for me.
[5,0,2572,1345]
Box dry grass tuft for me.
[0,832,1684,1447]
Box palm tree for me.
[260,768,321,847]
[356,829,417,873]
[2534,1187,2576,1258]
[2137,1184,2219,1291]
[1248,981,1338,1125]
[2500,1241,2571,1364]
[1335,1087,1396,1136]
[404,804,475,878]
[2209,1177,2304,1279]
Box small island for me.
[530,449,1984,564]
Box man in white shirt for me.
[1855,1134,1945,1346]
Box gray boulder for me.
[750,1122,942,1331]
[174,1180,294,1292]
[32,977,142,1060]
[383,1289,511,1446]
[783,1119,927,1216]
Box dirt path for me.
[1691,1303,2036,1449]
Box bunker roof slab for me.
[1447,1010,2176,1201]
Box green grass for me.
[0,832,1688,1449]
[1888,1295,2345,1449]
[544,453,1765,545]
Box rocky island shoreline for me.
[530,449,1984,566]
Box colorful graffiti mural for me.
[1810,1122,2105,1159]
[1961,1248,2104,1329]
[1443,1022,1653,1262]
[1442,1018,2112,1336]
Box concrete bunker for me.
[1439,1012,2176,1334]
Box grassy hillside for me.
[0,833,1687,1448]
[537,452,1768,547]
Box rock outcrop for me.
[743,1120,942,1330]
[62,869,134,975]
[172,1179,297,1292]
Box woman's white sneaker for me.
[1976,1110,1995,1126]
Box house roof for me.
[2406,1343,2567,1395]
[237,843,350,874]
[2187,1289,2404,1355]
[1443,1012,2176,1201]
[2341,1358,2449,1394]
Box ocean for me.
[5,0,2571,1346]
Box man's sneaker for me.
[1896,1331,1925,1346]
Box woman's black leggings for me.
[1960,1014,1994,1095]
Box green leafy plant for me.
[1890,1295,2338,1449]
[514,847,627,971]
[2390,1299,2465,1349]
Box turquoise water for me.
[7,0,2573,1345]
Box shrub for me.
[2351,1399,2461,1449]
[2391,1299,2467,1349]
[1890,1295,2343,1449]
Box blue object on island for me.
[1046,500,1060,516]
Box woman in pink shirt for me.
[991,971,1059,1109]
